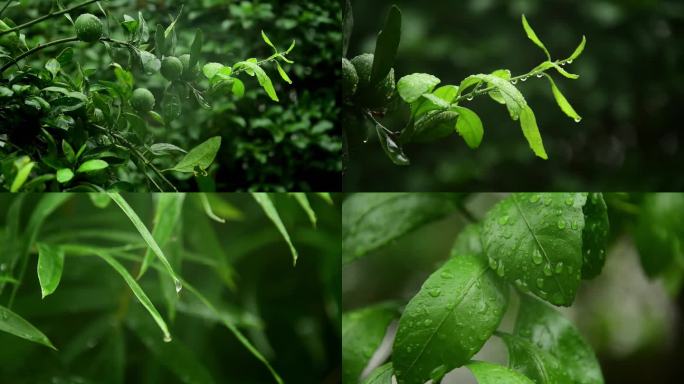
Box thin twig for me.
[0,36,79,73]
[0,0,12,18]
[0,0,100,37]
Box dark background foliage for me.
[344,0,684,191]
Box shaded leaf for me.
[581,193,609,279]
[170,136,221,173]
[251,193,298,265]
[452,106,484,149]
[0,304,56,350]
[519,106,548,160]
[467,361,535,384]
[37,243,65,299]
[362,363,394,384]
[521,15,550,59]
[371,5,401,85]
[544,74,581,122]
[397,73,441,103]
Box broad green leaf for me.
[375,125,410,165]
[88,193,111,209]
[138,50,160,75]
[107,193,181,292]
[450,224,483,258]
[397,73,441,103]
[519,106,548,160]
[482,193,587,306]
[292,193,316,227]
[515,294,604,384]
[371,5,401,85]
[234,61,279,101]
[412,85,459,119]
[362,363,394,384]
[467,361,535,384]
[477,74,527,121]
[55,167,74,183]
[568,36,586,61]
[551,62,579,79]
[521,15,550,59]
[342,303,397,384]
[37,243,65,299]
[581,193,609,279]
[10,160,34,192]
[76,159,109,173]
[251,193,298,265]
[634,193,684,277]
[488,69,512,104]
[139,194,186,279]
[410,110,458,143]
[0,304,56,350]
[170,136,221,173]
[342,193,456,264]
[202,62,224,79]
[155,23,167,56]
[452,106,484,149]
[95,252,171,342]
[500,333,571,383]
[190,29,203,68]
[393,254,509,384]
[544,74,581,122]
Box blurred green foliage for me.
[345,0,684,191]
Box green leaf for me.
[139,194,186,279]
[581,193,609,279]
[410,110,458,143]
[37,243,65,299]
[514,294,604,384]
[567,35,586,61]
[393,254,509,384]
[488,69,512,104]
[634,193,684,277]
[261,30,276,50]
[482,193,587,306]
[10,161,34,192]
[76,159,109,173]
[544,74,581,122]
[189,29,203,68]
[107,193,181,292]
[467,361,535,384]
[500,333,571,383]
[199,193,226,223]
[138,50,161,75]
[362,363,394,384]
[155,23,167,56]
[451,106,484,149]
[56,168,74,184]
[275,61,292,84]
[478,74,527,120]
[235,61,279,101]
[95,252,171,342]
[519,106,548,160]
[521,15,550,60]
[449,224,484,258]
[202,62,224,79]
[551,62,579,79]
[342,303,397,384]
[412,85,459,118]
[397,73,441,103]
[292,193,316,227]
[343,0,353,57]
[88,193,111,209]
[0,304,56,350]
[251,193,298,265]
[342,193,456,264]
[170,136,221,173]
[370,5,401,85]
[163,5,183,39]
[375,124,409,166]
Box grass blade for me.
[199,193,226,223]
[0,304,56,350]
[37,243,65,299]
[251,193,298,265]
[292,193,316,227]
[139,193,186,278]
[0,194,25,294]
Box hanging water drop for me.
[567,59,573,64]
[0,263,6,272]
[466,95,474,101]
[536,73,543,78]
[554,262,564,274]
[532,249,543,265]
[174,279,183,294]
[543,264,552,276]
[536,278,545,289]
[520,76,528,82]
[574,117,582,123]
[163,334,172,343]
[428,288,441,298]
[511,79,518,84]
[557,219,566,229]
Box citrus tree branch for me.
[0,0,100,37]
[0,36,79,74]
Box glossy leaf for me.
[521,15,550,59]
[392,254,509,384]
[397,73,441,103]
[342,193,456,264]
[375,124,410,165]
[452,106,484,149]
[500,333,571,383]
[0,304,56,350]
[170,136,221,173]
[467,361,535,384]
[544,74,581,122]
[10,160,34,192]
[342,303,397,384]
[519,106,548,160]
[56,168,74,184]
[450,224,484,258]
[488,69,512,105]
[634,193,684,277]
[371,5,401,85]
[410,110,458,143]
[76,159,109,173]
[234,61,279,101]
[37,243,65,299]
[362,363,394,384]
[476,74,527,120]
[251,193,298,265]
[482,193,587,306]
[412,84,459,119]
[581,193,609,279]
[515,294,604,384]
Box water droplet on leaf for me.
[557,220,566,229]
[536,73,543,78]
[543,264,552,276]
[174,280,183,294]
[521,76,528,82]
[163,334,172,343]
[532,249,543,265]
[511,79,518,84]
[555,262,564,274]
[428,288,441,298]
[466,95,474,101]
[536,278,545,289]
[496,263,505,277]
[529,194,540,203]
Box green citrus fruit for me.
[74,14,103,43]
[342,58,358,101]
[350,53,395,108]
[131,88,155,112]
[161,56,183,81]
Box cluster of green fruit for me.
[342,53,395,109]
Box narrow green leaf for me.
[521,15,550,59]
[10,161,34,192]
[199,193,225,223]
[519,106,548,160]
[76,159,109,173]
[500,333,572,383]
[316,192,333,204]
[396,73,441,103]
[56,168,74,184]
[275,61,292,84]
[163,5,183,38]
[342,303,397,384]
[261,30,276,50]
[515,294,604,384]
[581,193,609,279]
[139,194,186,279]
[107,193,181,292]
[95,252,171,342]
[375,124,410,166]
[482,193,587,306]
[189,29,203,68]
[0,276,19,284]
[292,193,316,227]
[342,193,456,264]
[551,62,579,79]
[235,61,279,101]
[362,363,394,384]
[37,243,65,299]
[567,35,586,61]
[393,255,509,384]
[451,106,484,149]
[544,74,581,122]
[370,5,402,85]
[0,304,56,350]
[251,193,298,265]
[467,361,535,384]
[62,139,76,163]
[170,136,221,173]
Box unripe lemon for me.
[160,56,183,81]
[350,53,395,108]
[74,14,103,43]
[131,88,155,112]
[342,58,358,101]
